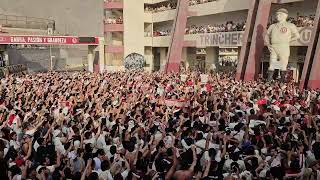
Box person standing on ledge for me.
[265,8,300,82]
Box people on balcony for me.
[105,17,123,24]
[269,14,315,27]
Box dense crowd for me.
[290,14,315,27]
[145,2,177,13]
[145,0,217,13]
[153,21,245,37]
[218,57,238,67]
[269,14,315,28]
[189,0,216,6]
[1,71,320,180]
[185,21,246,34]
[104,17,123,25]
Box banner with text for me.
[196,27,312,47]
[0,35,99,45]
[197,31,243,47]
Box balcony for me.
[105,45,124,53]
[144,0,169,3]
[104,24,124,32]
[151,26,311,48]
[273,0,304,3]
[104,0,123,9]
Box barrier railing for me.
[1,64,28,77]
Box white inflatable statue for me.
[264,8,300,81]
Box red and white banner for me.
[0,35,99,45]
[165,99,186,108]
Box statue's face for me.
[276,12,288,22]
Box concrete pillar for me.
[288,62,298,83]
[181,47,187,69]
[123,0,144,57]
[3,51,9,66]
[166,0,189,73]
[300,0,320,89]
[236,0,259,80]
[88,46,94,73]
[149,54,154,72]
[160,48,167,70]
[98,37,105,73]
[288,47,298,82]
[244,0,272,81]
[187,48,196,70]
[307,36,320,89]
[205,47,219,72]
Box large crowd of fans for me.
[185,21,246,34]
[218,57,238,67]
[269,14,315,28]
[145,2,177,13]
[153,21,246,37]
[289,14,315,27]
[144,0,217,13]
[189,0,217,6]
[1,71,320,180]
[153,13,314,37]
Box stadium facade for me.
[104,0,316,81]
[0,0,319,88]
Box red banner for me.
[0,35,99,45]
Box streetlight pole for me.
[49,45,53,71]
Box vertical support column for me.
[160,48,167,71]
[88,46,94,73]
[181,47,187,70]
[165,0,189,73]
[187,48,197,70]
[288,47,298,83]
[299,0,320,90]
[123,0,144,57]
[243,0,272,81]
[98,37,105,73]
[205,47,219,71]
[307,35,320,89]
[3,50,9,66]
[236,0,260,80]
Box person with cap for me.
[265,8,300,82]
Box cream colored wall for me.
[123,0,145,58]
[188,0,251,17]
[98,37,105,73]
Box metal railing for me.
[0,14,55,30]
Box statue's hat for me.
[276,8,288,15]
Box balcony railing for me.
[105,45,124,53]
[0,14,55,30]
[104,23,124,32]
[104,0,123,9]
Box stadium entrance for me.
[0,35,104,73]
